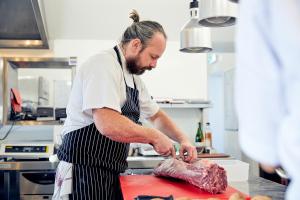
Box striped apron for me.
[56,46,141,200]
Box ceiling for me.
[42,0,235,50]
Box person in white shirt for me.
[53,10,197,200]
[235,0,300,199]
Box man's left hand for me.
[260,164,276,173]
[179,141,197,163]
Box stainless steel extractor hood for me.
[0,0,49,49]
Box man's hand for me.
[179,141,197,163]
[260,164,276,173]
[151,131,176,158]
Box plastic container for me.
[213,159,250,182]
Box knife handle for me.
[134,195,174,200]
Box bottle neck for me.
[198,122,202,127]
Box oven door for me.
[19,171,55,200]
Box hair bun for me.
[129,9,140,23]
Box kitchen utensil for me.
[134,195,174,200]
[275,167,289,179]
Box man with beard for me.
[53,10,197,200]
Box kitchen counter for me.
[0,155,234,170]
[0,160,58,170]
[0,156,165,170]
[0,157,287,200]
[230,177,286,200]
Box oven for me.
[19,171,55,200]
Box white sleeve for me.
[81,55,122,113]
[235,0,282,166]
[271,0,300,179]
[137,77,159,119]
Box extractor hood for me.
[0,0,49,49]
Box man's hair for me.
[121,10,167,49]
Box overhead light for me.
[180,0,212,53]
[198,0,237,27]
[227,0,238,3]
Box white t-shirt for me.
[62,45,159,135]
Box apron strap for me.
[113,45,137,89]
[113,46,122,67]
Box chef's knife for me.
[134,195,174,200]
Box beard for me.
[126,54,151,75]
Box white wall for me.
[208,53,236,154]
[0,125,54,142]
[52,39,208,141]
[143,108,203,144]
[141,42,207,99]
[52,39,208,100]
[208,73,225,153]
[207,54,239,157]
[208,53,259,177]
[208,53,236,74]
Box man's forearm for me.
[149,109,190,143]
[93,108,158,144]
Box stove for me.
[0,141,54,160]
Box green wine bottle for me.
[195,122,204,143]
[195,122,204,153]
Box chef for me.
[235,0,300,199]
[53,10,197,200]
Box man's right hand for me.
[150,130,176,158]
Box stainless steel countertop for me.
[0,156,166,170]
[230,177,286,200]
[0,160,58,170]
[0,156,235,170]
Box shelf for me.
[9,120,63,126]
[158,103,211,109]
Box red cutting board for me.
[120,175,250,200]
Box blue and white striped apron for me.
[57,46,141,200]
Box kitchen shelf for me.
[9,120,63,126]
[0,57,76,127]
[158,103,211,108]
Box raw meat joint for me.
[153,159,228,194]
